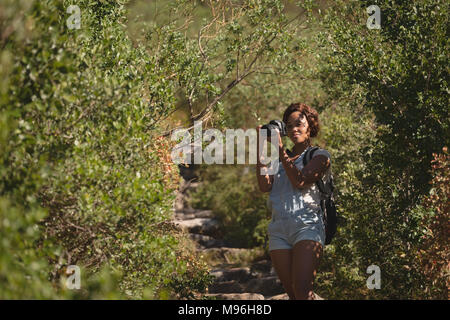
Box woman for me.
[256,103,331,300]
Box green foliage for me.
[126,0,317,130]
[313,105,377,299]
[319,0,449,193]
[0,0,64,300]
[415,148,449,299]
[190,0,448,300]
[0,195,55,299]
[1,0,211,299]
[314,0,449,299]
[3,0,447,300]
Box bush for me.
[315,0,449,298]
[1,0,212,299]
[415,148,449,299]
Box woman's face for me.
[286,111,310,144]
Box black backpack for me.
[302,146,338,245]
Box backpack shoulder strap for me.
[302,146,319,167]
[303,146,332,197]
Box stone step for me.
[175,209,214,220]
[208,276,285,297]
[175,213,196,220]
[250,260,274,276]
[266,293,289,300]
[200,247,264,267]
[177,207,198,214]
[265,292,324,300]
[174,218,220,237]
[241,276,285,296]
[208,280,244,294]
[210,267,254,283]
[189,233,225,248]
[206,293,265,300]
[192,209,214,218]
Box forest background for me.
[0,0,448,299]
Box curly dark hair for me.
[282,103,320,138]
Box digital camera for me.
[260,120,286,137]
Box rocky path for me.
[172,174,289,300]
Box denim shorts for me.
[268,209,325,251]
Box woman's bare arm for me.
[256,125,274,192]
[279,146,330,190]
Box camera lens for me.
[261,120,286,137]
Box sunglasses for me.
[286,118,307,130]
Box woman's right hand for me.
[256,125,271,142]
[256,125,274,191]
[256,125,262,140]
[256,125,269,165]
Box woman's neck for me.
[291,140,311,157]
